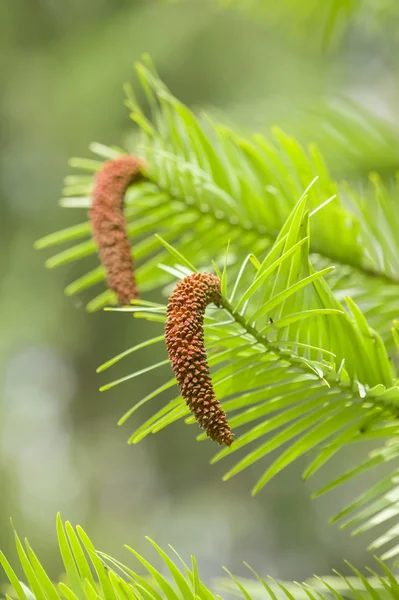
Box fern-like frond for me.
[311,437,399,563]
[96,195,399,557]
[282,98,399,178]
[35,58,399,352]
[221,558,399,599]
[0,514,217,600]
[33,57,399,556]
[2,515,399,600]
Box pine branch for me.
[32,57,399,555]
[148,165,399,285]
[35,58,399,352]
[95,194,399,555]
[1,515,399,600]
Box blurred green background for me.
[1,0,399,589]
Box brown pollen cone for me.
[165,272,234,446]
[89,155,145,305]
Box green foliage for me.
[1,516,399,600]
[173,0,399,52]
[35,59,399,565]
[164,0,399,49]
[167,0,359,47]
[217,0,359,46]
[35,59,399,346]
[281,99,399,178]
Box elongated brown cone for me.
[89,155,145,305]
[165,273,234,446]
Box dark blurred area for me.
[1,0,399,588]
